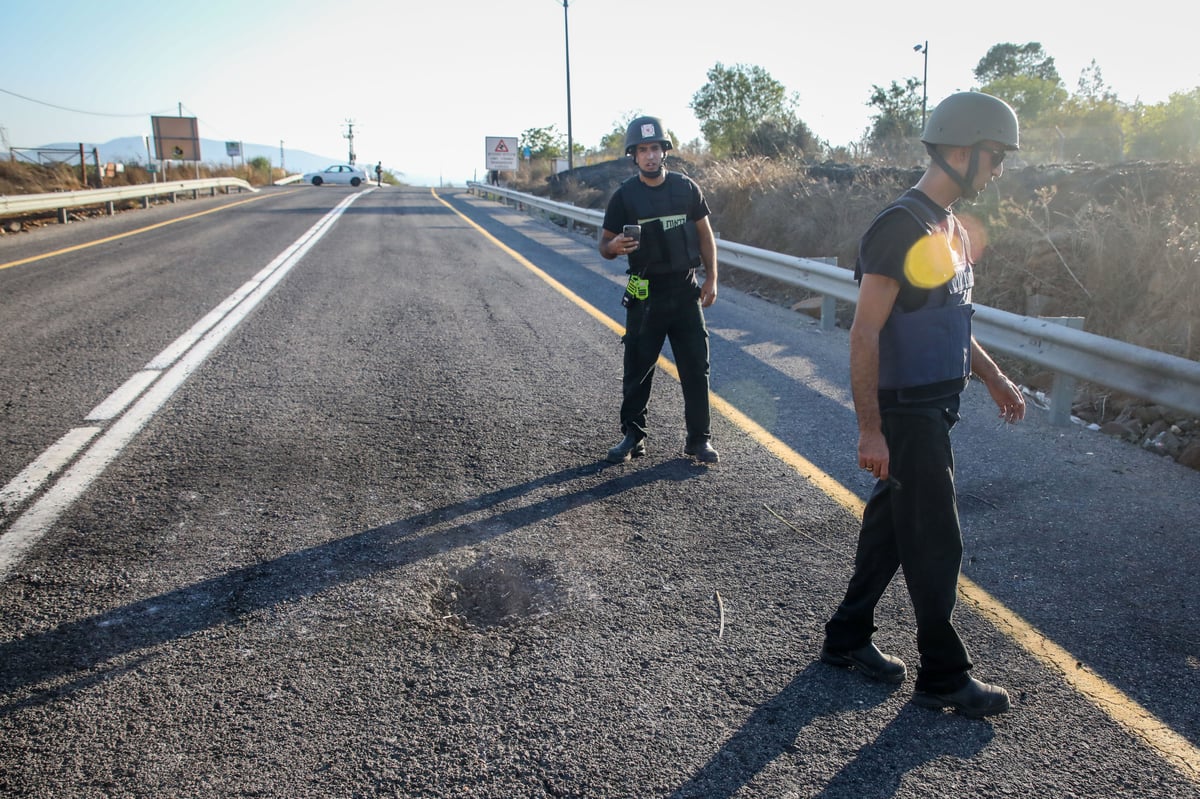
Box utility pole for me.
[914,41,929,130]
[280,140,285,174]
[343,120,357,165]
[563,0,574,172]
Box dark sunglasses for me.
[980,146,1006,166]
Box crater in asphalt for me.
[431,554,565,629]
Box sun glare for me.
[903,226,960,289]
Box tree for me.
[1129,89,1200,161]
[1047,60,1127,162]
[597,111,644,158]
[743,116,819,158]
[864,78,925,161]
[1075,59,1118,104]
[690,63,814,158]
[520,126,566,160]
[973,42,1067,123]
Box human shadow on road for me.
[0,459,702,713]
[667,663,890,799]
[668,665,992,799]
[814,703,994,798]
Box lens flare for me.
[903,227,959,289]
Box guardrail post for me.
[57,207,68,224]
[105,201,115,216]
[142,196,150,209]
[1041,316,1086,425]
[814,258,840,332]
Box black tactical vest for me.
[620,173,703,275]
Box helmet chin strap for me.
[926,144,982,200]
[639,164,665,179]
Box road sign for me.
[151,116,201,161]
[485,136,518,171]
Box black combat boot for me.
[684,436,719,463]
[606,433,646,463]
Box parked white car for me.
[302,164,367,186]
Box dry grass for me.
[0,159,283,196]
[658,156,1199,363]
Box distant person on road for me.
[820,92,1027,718]
[599,116,720,465]
[375,161,382,187]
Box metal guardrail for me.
[0,178,257,221]
[468,182,1200,419]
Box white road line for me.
[85,370,161,421]
[0,427,102,516]
[0,190,370,580]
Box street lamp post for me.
[913,41,929,130]
[563,0,574,172]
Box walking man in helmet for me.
[600,116,720,464]
[820,92,1026,718]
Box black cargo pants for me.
[823,404,973,693]
[618,278,711,444]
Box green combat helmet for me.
[920,91,1019,199]
[921,91,1020,150]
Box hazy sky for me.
[2,0,1197,186]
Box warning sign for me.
[485,136,519,171]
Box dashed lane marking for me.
[0,190,369,578]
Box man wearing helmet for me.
[820,92,1026,718]
[599,116,720,464]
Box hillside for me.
[13,137,344,177]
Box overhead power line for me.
[0,86,174,118]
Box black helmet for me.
[921,91,1020,150]
[624,116,673,156]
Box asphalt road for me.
[0,184,1197,798]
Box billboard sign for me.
[151,116,201,161]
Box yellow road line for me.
[0,190,293,273]
[433,186,1200,785]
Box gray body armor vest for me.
[867,195,975,392]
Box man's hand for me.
[600,232,638,259]
[858,428,890,480]
[985,373,1026,424]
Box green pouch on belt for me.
[624,275,649,302]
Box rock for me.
[790,297,824,318]
[1144,430,1185,458]
[1025,370,1057,393]
[1099,420,1141,441]
[1178,441,1200,471]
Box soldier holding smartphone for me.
[599,116,719,464]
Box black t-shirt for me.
[856,188,951,313]
[858,188,965,408]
